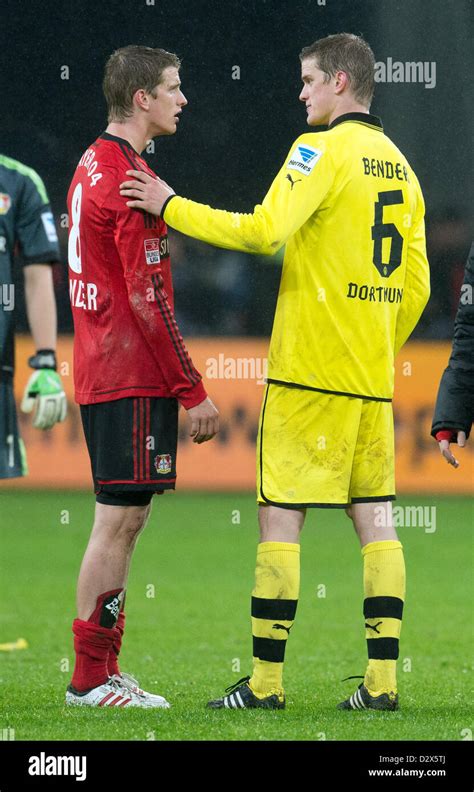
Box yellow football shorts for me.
[257,383,395,508]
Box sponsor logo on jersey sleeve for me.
[287,144,323,176]
[0,194,12,214]
[144,236,170,265]
[144,238,161,265]
[41,211,58,242]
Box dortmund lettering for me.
[347,282,403,303]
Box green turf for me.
[0,491,472,741]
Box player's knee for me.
[119,505,150,542]
[258,503,305,542]
[93,502,150,545]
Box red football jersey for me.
[67,133,206,409]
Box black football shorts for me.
[80,396,178,505]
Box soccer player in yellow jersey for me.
[120,33,430,711]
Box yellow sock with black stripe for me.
[249,541,300,698]
[362,539,405,697]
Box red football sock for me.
[70,619,116,692]
[108,611,126,677]
[71,588,124,692]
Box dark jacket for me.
[431,242,474,441]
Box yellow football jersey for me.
[164,112,430,400]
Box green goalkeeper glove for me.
[21,350,67,430]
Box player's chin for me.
[158,121,178,136]
[307,113,323,127]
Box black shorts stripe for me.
[145,397,150,479]
[251,596,298,621]
[140,397,146,480]
[351,495,396,503]
[252,636,287,663]
[152,275,200,386]
[132,398,138,480]
[364,596,404,620]
[259,384,271,504]
[139,397,144,480]
[260,497,351,509]
[367,637,399,660]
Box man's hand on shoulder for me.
[186,397,219,444]
[120,170,175,216]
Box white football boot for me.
[110,672,170,708]
[65,676,170,708]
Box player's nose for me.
[178,91,188,107]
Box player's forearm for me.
[164,196,280,256]
[394,284,430,355]
[24,264,57,350]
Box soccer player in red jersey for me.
[65,46,219,708]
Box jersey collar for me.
[99,132,140,155]
[328,112,383,132]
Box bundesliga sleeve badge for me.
[144,238,161,265]
[287,144,323,176]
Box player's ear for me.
[133,88,150,112]
[334,70,349,94]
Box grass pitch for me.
[0,491,472,741]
